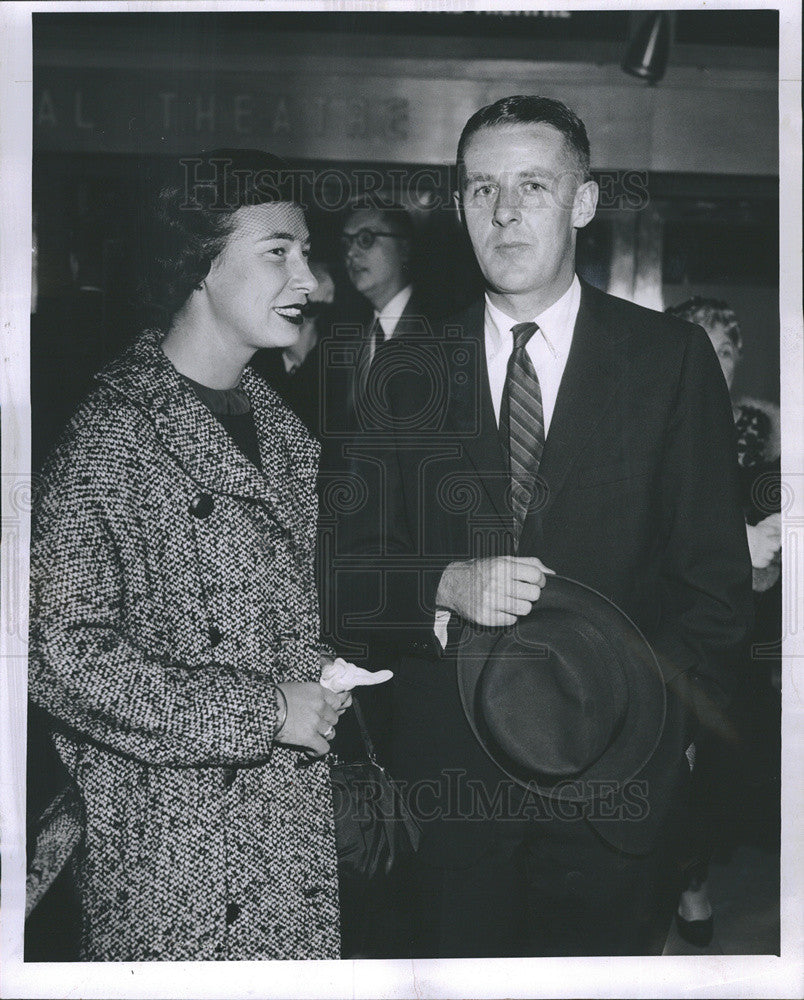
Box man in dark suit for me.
[319,200,440,958]
[330,96,752,957]
[324,200,434,437]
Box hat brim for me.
[456,575,666,804]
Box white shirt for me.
[483,274,580,436]
[374,284,413,345]
[434,275,581,649]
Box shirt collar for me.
[484,275,581,359]
[375,284,414,328]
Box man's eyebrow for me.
[464,169,554,183]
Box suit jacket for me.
[29,331,339,960]
[319,289,436,446]
[332,281,753,861]
[318,291,437,757]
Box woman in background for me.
[666,297,781,946]
[29,150,348,961]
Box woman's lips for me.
[273,304,305,326]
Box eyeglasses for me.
[340,229,402,254]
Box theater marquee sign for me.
[33,64,492,164]
[33,58,777,176]
[36,73,411,148]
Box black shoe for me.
[675,911,714,947]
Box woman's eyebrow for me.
[255,230,298,242]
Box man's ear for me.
[572,179,598,230]
[453,190,466,228]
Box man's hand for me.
[746,514,781,570]
[274,681,345,756]
[435,556,554,627]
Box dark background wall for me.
[30,10,780,468]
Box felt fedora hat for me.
[457,575,665,804]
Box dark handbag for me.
[330,694,420,880]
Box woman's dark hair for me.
[141,149,298,329]
[456,95,592,187]
[666,296,743,351]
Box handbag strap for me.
[350,692,379,766]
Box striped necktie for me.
[499,321,544,540]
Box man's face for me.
[341,208,409,311]
[457,122,597,316]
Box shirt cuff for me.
[434,608,451,650]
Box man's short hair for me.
[666,297,743,351]
[456,95,592,187]
[344,198,415,244]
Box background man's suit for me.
[333,280,753,955]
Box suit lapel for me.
[444,300,512,528]
[518,283,630,551]
[391,292,434,340]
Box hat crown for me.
[457,575,667,804]
[478,612,629,780]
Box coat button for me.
[209,625,223,646]
[226,902,240,925]
[190,493,214,518]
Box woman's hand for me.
[274,681,344,756]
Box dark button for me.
[190,493,214,518]
[209,625,223,646]
[226,902,241,925]
[302,885,324,898]
[222,767,236,788]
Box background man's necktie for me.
[499,321,544,541]
[355,315,382,407]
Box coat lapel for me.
[518,282,630,551]
[98,332,317,544]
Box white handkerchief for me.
[319,657,393,693]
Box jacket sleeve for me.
[29,441,281,769]
[652,325,754,742]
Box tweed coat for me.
[28,330,340,961]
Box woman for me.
[666,297,781,947]
[250,256,336,439]
[28,150,349,961]
[667,298,781,595]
